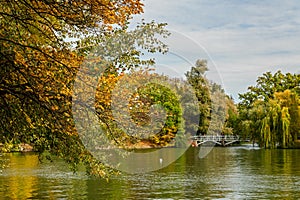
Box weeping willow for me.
[259,99,292,148]
[280,107,291,148]
[260,117,272,148]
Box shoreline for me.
[2,140,300,153]
[0,143,35,153]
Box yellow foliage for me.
[0,0,145,177]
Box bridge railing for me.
[191,135,240,141]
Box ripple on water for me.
[2,149,300,199]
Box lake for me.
[1,146,300,199]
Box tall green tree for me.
[185,59,210,135]
[185,60,236,136]
[238,71,300,148]
[239,71,300,108]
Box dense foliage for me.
[185,59,237,136]
[0,0,173,177]
[238,71,300,148]
[93,69,184,148]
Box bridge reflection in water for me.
[191,135,248,147]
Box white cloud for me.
[131,0,300,101]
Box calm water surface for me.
[1,147,300,199]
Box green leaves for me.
[185,59,211,135]
[239,71,300,108]
[185,59,236,136]
[238,70,300,148]
[93,69,183,148]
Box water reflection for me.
[1,148,300,199]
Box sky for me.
[130,0,300,101]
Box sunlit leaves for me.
[239,70,300,108]
[0,0,145,178]
[238,70,300,148]
[94,69,183,148]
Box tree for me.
[185,60,235,136]
[222,96,238,135]
[0,0,144,140]
[0,0,173,177]
[274,90,300,143]
[185,60,211,135]
[238,71,300,148]
[93,69,184,148]
[239,71,300,108]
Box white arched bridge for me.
[190,135,247,147]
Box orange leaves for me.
[92,69,184,148]
[26,0,144,30]
[95,73,121,110]
[0,0,147,178]
[51,105,59,111]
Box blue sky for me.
[131,0,300,101]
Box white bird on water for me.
[159,158,163,165]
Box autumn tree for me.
[0,0,173,177]
[92,69,184,148]
[222,95,238,135]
